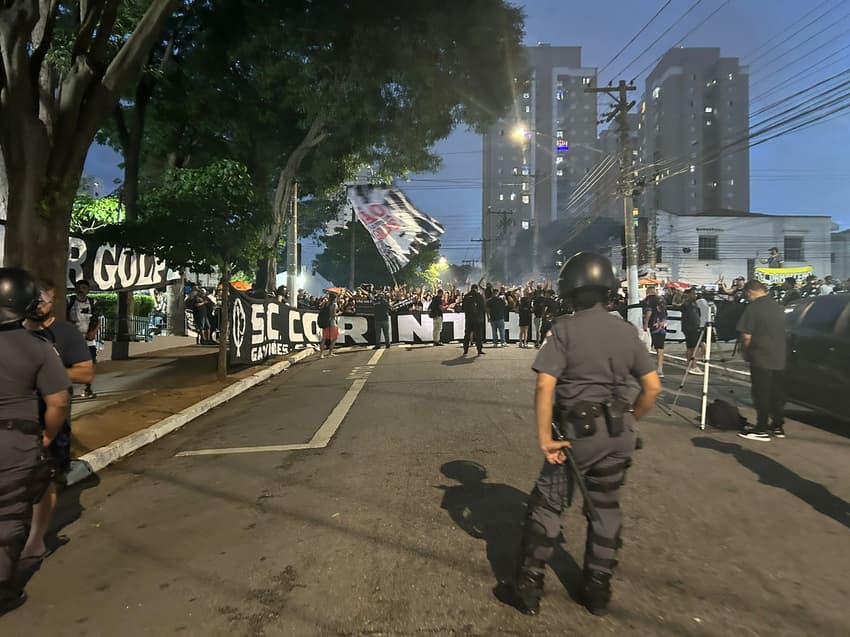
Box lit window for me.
[522,182,529,191]
[525,105,530,113]
[510,192,517,201]
[706,120,712,126]
[521,220,530,230]
[712,182,718,188]
[582,77,592,86]
[499,194,505,201]
[690,165,695,173]
[652,86,661,99]
[556,130,564,138]
[704,107,713,113]
[556,168,564,177]
[522,194,530,204]
[729,178,734,186]
[523,92,530,99]
[521,166,530,176]
[556,89,565,101]
[512,167,518,175]
[556,156,564,164]
[728,73,733,81]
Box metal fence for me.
[95,315,156,342]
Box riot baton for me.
[551,422,600,523]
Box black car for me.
[783,294,850,420]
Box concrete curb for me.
[64,348,315,486]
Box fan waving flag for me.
[347,185,445,274]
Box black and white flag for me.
[347,185,445,274]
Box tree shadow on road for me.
[692,437,850,530]
[437,460,583,607]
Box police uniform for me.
[511,253,655,616]
[0,268,70,610]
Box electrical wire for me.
[598,0,674,76]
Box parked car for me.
[783,294,850,420]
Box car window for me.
[783,300,810,329]
[799,296,848,333]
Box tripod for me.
[671,322,714,430]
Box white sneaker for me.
[330,353,339,357]
[688,367,704,375]
[657,370,665,378]
[320,353,326,359]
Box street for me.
[4,344,849,637]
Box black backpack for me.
[706,399,747,430]
[317,304,331,328]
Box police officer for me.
[509,253,662,616]
[0,268,70,613]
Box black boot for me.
[512,571,544,615]
[580,569,612,615]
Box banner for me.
[347,185,445,274]
[754,265,814,285]
[67,236,181,292]
[228,288,518,365]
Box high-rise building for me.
[639,48,749,216]
[481,44,599,276]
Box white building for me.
[832,228,850,281]
[650,209,833,285]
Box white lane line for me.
[176,347,385,457]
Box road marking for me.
[176,348,385,457]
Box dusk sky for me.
[85,0,850,267]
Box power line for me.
[598,0,674,76]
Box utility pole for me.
[585,80,642,330]
[348,205,356,290]
[287,182,298,306]
[488,208,514,281]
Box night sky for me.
[84,0,850,267]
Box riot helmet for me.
[557,252,619,299]
[0,267,40,325]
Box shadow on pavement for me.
[48,473,102,555]
[440,355,478,367]
[783,408,850,440]
[692,437,850,530]
[437,460,583,605]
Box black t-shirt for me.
[486,295,507,321]
[428,296,444,319]
[736,295,787,370]
[462,292,485,320]
[0,324,70,422]
[532,294,546,318]
[38,320,92,370]
[373,299,391,322]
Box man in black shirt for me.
[23,280,93,562]
[781,277,801,305]
[486,292,507,347]
[428,290,446,346]
[372,294,391,350]
[736,279,787,441]
[461,285,486,356]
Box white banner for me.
[347,185,445,273]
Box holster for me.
[560,401,599,438]
[601,398,632,437]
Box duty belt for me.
[1,419,42,435]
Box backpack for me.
[317,304,331,328]
[706,399,747,430]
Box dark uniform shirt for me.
[373,299,391,323]
[0,325,70,422]
[532,305,655,408]
[736,295,787,370]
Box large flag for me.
[347,185,445,274]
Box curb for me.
[64,348,315,486]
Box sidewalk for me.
[69,341,313,459]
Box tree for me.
[0,0,178,315]
[103,159,270,379]
[314,219,440,289]
[70,193,124,234]
[130,0,525,290]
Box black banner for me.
[228,288,520,365]
[66,236,181,292]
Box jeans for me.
[491,319,505,345]
[374,320,390,348]
[533,316,543,343]
[749,367,785,429]
[432,316,443,344]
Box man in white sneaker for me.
[736,280,787,441]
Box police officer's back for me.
[0,268,70,613]
[506,253,662,617]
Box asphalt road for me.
[3,343,849,636]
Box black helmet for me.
[557,252,619,298]
[0,267,40,325]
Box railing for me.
[95,315,155,342]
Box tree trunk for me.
[166,277,186,336]
[217,263,230,381]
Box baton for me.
[551,422,601,523]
